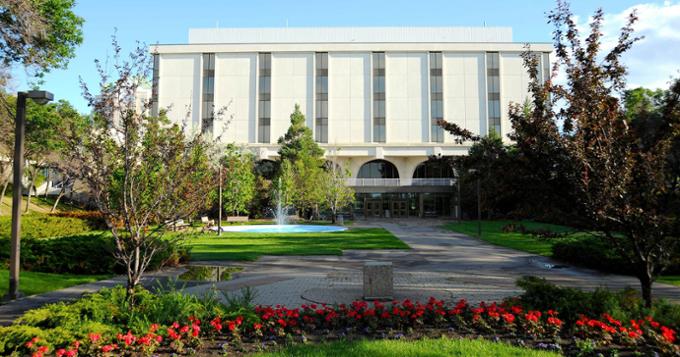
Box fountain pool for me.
[213,224,347,233]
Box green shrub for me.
[0,214,97,240]
[552,237,635,275]
[513,276,680,330]
[0,285,243,355]
[0,233,189,275]
[553,236,680,275]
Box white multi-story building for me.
[151,27,552,218]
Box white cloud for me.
[573,1,680,90]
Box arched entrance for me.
[356,160,408,218]
[413,160,456,217]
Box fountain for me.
[213,177,347,234]
[274,177,289,226]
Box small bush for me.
[552,237,636,275]
[0,214,96,240]
[513,276,680,330]
[0,233,189,275]
[48,211,108,230]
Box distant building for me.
[151,27,552,218]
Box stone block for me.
[363,261,393,300]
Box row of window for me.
[169,52,552,142]
[202,53,215,135]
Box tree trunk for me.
[0,179,9,215]
[126,245,142,304]
[43,170,51,197]
[639,270,654,308]
[24,178,33,214]
[330,207,336,223]
[51,183,67,213]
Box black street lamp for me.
[7,90,53,300]
[467,168,481,238]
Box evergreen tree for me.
[276,104,325,219]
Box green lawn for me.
[658,275,680,287]
[0,269,111,297]
[442,220,589,256]
[186,228,409,261]
[255,337,559,357]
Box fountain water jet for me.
[212,176,347,234]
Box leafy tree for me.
[216,144,255,216]
[321,156,355,223]
[0,0,84,76]
[623,87,666,120]
[250,160,277,218]
[510,1,680,307]
[276,105,325,219]
[21,99,78,212]
[277,104,324,162]
[66,39,215,301]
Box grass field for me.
[0,269,111,297]
[256,337,559,357]
[442,220,590,256]
[186,228,409,261]
[443,220,680,287]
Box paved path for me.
[3,220,680,325]
[185,219,680,307]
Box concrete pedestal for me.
[363,261,393,300]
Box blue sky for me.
[9,0,680,113]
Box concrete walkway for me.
[185,219,680,307]
[3,220,680,325]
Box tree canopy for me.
[0,0,84,76]
[508,0,680,307]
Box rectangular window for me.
[315,52,328,143]
[258,53,271,143]
[430,52,444,143]
[201,53,215,135]
[541,52,550,83]
[372,52,386,143]
[151,54,160,116]
[486,52,501,135]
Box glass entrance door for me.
[365,199,383,218]
[391,200,409,218]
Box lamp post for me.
[7,90,53,300]
[467,168,481,238]
[217,164,222,236]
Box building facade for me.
[151,27,552,218]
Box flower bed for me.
[13,297,679,356]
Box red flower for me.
[167,328,180,341]
[25,337,40,348]
[101,344,118,353]
[502,313,515,324]
[253,322,263,330]
[661,326,676,344]
[547,317,562,326]
[117,331,136,346]
[88,333,101,344]
[55,349,66,357]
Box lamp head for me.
[26,90,54,105]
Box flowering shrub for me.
[11,297,680,356]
